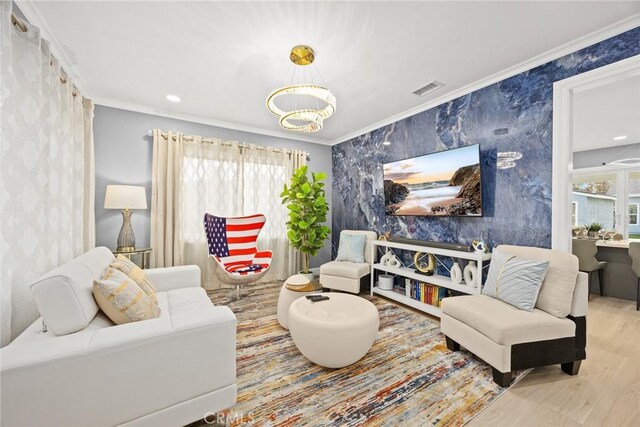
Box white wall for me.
[93,105,333,267]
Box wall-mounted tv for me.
[383,144,482,217]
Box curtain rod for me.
[10,12,79,97]
[147,130,310,159]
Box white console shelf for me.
[370,239,491,318]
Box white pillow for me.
[336,233,366,263]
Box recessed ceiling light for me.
[166,94,181,103]
[382,140,391,146]
[613,135,627,141]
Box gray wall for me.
[573,143,640,169]
[93,105,333,267]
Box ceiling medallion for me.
[267,45,336,133]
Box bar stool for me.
[629,242,640,311]
[572,239,607,296]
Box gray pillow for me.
[336,233,366,263]
[483,249,550,311]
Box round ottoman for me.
[288,293,379,368]
[277,275,323,329]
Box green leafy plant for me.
[586,223,604,232]
[280,166,331,274]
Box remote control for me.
[305,294,323,300]
[311,296,330,302]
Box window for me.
[630,204,639,226]
[572,170,640,240]
[572,173,616,230]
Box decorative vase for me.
[450,261,463,284]
[464,261,477,288]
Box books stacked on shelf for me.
[404,279,448,307]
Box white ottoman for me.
[288,293,379,368]
[277,276,323,329]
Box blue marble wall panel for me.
[332,28,640,255]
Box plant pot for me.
[588,231,599,239]
[298,271,315,281]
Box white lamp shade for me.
[104,185,147,210]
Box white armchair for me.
[1,247,237,427]
[320,230,377,293]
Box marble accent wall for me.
[332,28,640,255]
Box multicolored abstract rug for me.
[201,282,526,426]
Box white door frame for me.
[551,55,640,252]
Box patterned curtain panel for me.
[0,3,95,346]
[151,130,306,288]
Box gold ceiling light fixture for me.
[267,45,336,133]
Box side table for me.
[277,280,323,330]
[112,247,152,269]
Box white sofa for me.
[0,247,237,427]
[319,230,377,293]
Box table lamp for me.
[104,185,147,252]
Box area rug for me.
[202,282,526,426]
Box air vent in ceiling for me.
[411,81,444,97]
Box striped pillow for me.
[483,249,550,311]
[93,268,160,324]
[336,233,367,263]
[111,255,157,304]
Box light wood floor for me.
[468,295,640,427]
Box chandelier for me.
[267,45,336,133]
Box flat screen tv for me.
[383,144,482,217]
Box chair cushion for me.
[441,295,575,345]
[30,247,115,336]
[496,245,579,318]
[483,249,549,311]
[111,255,158,303]
[320,261,370,279]
[336,233,366,263]
[93,268,161,325]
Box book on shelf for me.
[399,279,451,307]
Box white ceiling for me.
[24,1,640,145]
[573,73,640,152]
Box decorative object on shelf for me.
[413,252,435,276]
[612,233,623,241]
[463,261,478,288]
[471,232,489,254]
[378,231,391,241]
[378,274,394,291]
[104,185,147,252]
[281,165,331,276]
[450,261,463,284]
[380,251,401,268]
[266,45,336,133]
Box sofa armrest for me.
[145,265,201,292]
[570,271,589,318]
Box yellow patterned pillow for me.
[110,255,158,304]
[93,268,160,325]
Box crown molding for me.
[14,0,86,94]
[92,97,332,146]
[329,14,640,146]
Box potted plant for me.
[280,166,331,280]
[586,222,603,239]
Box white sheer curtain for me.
[151,130,306,289]
[0,3,95,346]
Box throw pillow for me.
[111,255,158,304]
[483,249,550,311]
[93,268,161,324]
[336,233,367,263]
